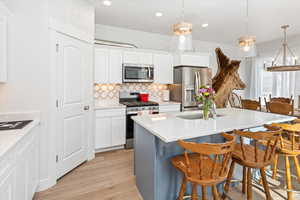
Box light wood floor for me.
[34,150,300,200]
[34,150,142,200]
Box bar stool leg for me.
[242,167,247,194]
[178,177,187,200]
[285,156,293,200]
[191,183,198,200]
[272,154,279,180]
[247,168,252,200]
[224,161,235,194]
[201,185,207,200]
[293,156,300,183]
[212,185,220,200]
[260,167,272,200]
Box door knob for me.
[84,106,90,111]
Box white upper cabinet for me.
[94,47,123,84]
[123,51,153,65]
[174,53,210,67]
[0,2,10,83]
[94,48,109,83]
[154,53,173,84]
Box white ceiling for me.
[95,0,300,44]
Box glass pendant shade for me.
[238,36,256,52]
[173,22,192,35]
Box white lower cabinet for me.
[95,108,126,151]
[0,124,39,200]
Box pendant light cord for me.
[246,0,249,35]
[181,0,185,21]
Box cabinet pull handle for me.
[84,106,90,111]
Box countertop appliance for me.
[119,92,159,149]
[169,66,212,111]
[0,120,33,131]
[123,63,154,83]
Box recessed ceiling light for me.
[155,12,163,17]
[103,0,112,6]
[202,23,209,28]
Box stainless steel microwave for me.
[122,63,154,83]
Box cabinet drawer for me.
[0,152,15,180]
[95,108,126,118]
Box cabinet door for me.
[94,48,109,83]
[180,54,210,66]
[154,53,173,84]
[95,117,112,149]
[0,167,15,200]
[123,51,139,63]
[111,116,126,146]
[139,52,153,65]
[109,50,123,84]
[0,16,7,82]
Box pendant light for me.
[173,0,193,52]
[265,25,300,72]
[238,0,256,52]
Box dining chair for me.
[267,101,294,116]
[171,133,236,200]
[228,92,241,108]
[223,125,282,200]
[269,94,293,104]
[240,97,262,111]
[269,123,300,200]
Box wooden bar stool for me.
[240,97,262,111]
[223,125,282,200]
[269,123,300,200]
[171,133,236,200]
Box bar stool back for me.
[224,125,282,200]
[240,98,262,111]
[267,101,294,116]
[171,133,236,200]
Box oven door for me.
[123,64,154,83]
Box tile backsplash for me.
[94,83,169,102]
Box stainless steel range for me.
[119,92,159,149]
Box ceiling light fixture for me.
[265,25,300,72]
[155,12,163,17]
[202,23,209,28]
[173,0,193,52]
[238,0,256,52]
[103,0,112,6]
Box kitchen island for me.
[132,108,296,200]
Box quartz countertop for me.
[0,112,40,159]
[158,101,181,106]
[94,101,126,110]
[132,108,296,143]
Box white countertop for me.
[0,112,40,159]
[132,108,296,143]
[94,101,126,110]
[158,101,181,106]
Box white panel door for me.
[139,52,153,65]
[154,53,173,84]
[94,48,109,83]
[0,167,15,200]
[56,33,88,178]
[95,117,112,149]
[0,16,7,82]
[111,116,126,146]
[123,51,139,63]
[109,50,123,83]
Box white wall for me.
[95,24,250,97]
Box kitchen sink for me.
[176,113,224,120]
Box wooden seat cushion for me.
[171,153,227,185]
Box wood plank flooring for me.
[34,149,300,200]
[34,150,142,200]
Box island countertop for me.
[132,108,296,143]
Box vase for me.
[203,107,210,120]
[202,100,211,120]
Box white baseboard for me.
[37,177,56,192]
[95,145,124,153]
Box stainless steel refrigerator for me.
[170,66,212,111]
